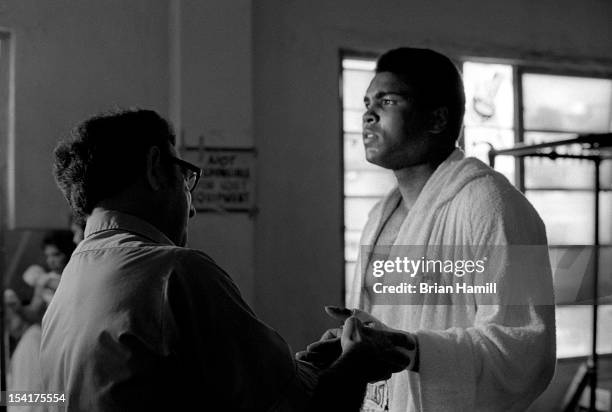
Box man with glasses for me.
[41,109,409,411]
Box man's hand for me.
[296,307,375,369]
[325,306,388,330]
[304,309,419,411]
[297,307,419,383]
[337,316,415,383]
[296,328,342,369]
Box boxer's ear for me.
[429,106,448,135]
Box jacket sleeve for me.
[165,249,316,411]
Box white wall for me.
[0,0,169,229]
[172,0,255,303]
[0,0,256,303]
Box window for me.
[342,58,395,294]
[341,54,612,358]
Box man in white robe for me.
[301,48,556,411]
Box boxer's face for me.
[362,72,433,170]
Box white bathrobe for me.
[348,149,556,412]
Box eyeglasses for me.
[168,156,202,193]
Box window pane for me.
[343,109,363,133]
[523,131,584,153]
[345,169,395,197]
[602,161,612,189]
[551,246,612,304]
[345,230,361,262]
[345,261,357,301]
[556,306,591,358]
[526,191,594,244]
[343,57,378,297]
[463,62,514,129]
[343,69,374,110]
[463,126,515,184]
[523,120,612,189]
[344,132,381,171]
[601,193,612,245]
[599,305,612,354]
[525,156,595,190]
[526,191,611,245]
[524,131,601,190]
[523,74,612,133]
[345,197,380,231]
[343,58,376,71]
[556,305,612,358]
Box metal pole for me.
[589,158,600,412]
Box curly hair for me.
[53,109,176,219]
[376,47,465,144]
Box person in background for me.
[5,230,75,412]
[14,231,75,323]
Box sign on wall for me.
[183,147,256,213]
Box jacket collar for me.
[84,209,175,246]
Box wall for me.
[171,0,255,303]
[0,0,169,229]
[0,0,170,306]
[252,0,612,350]
[0,0,256,303]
